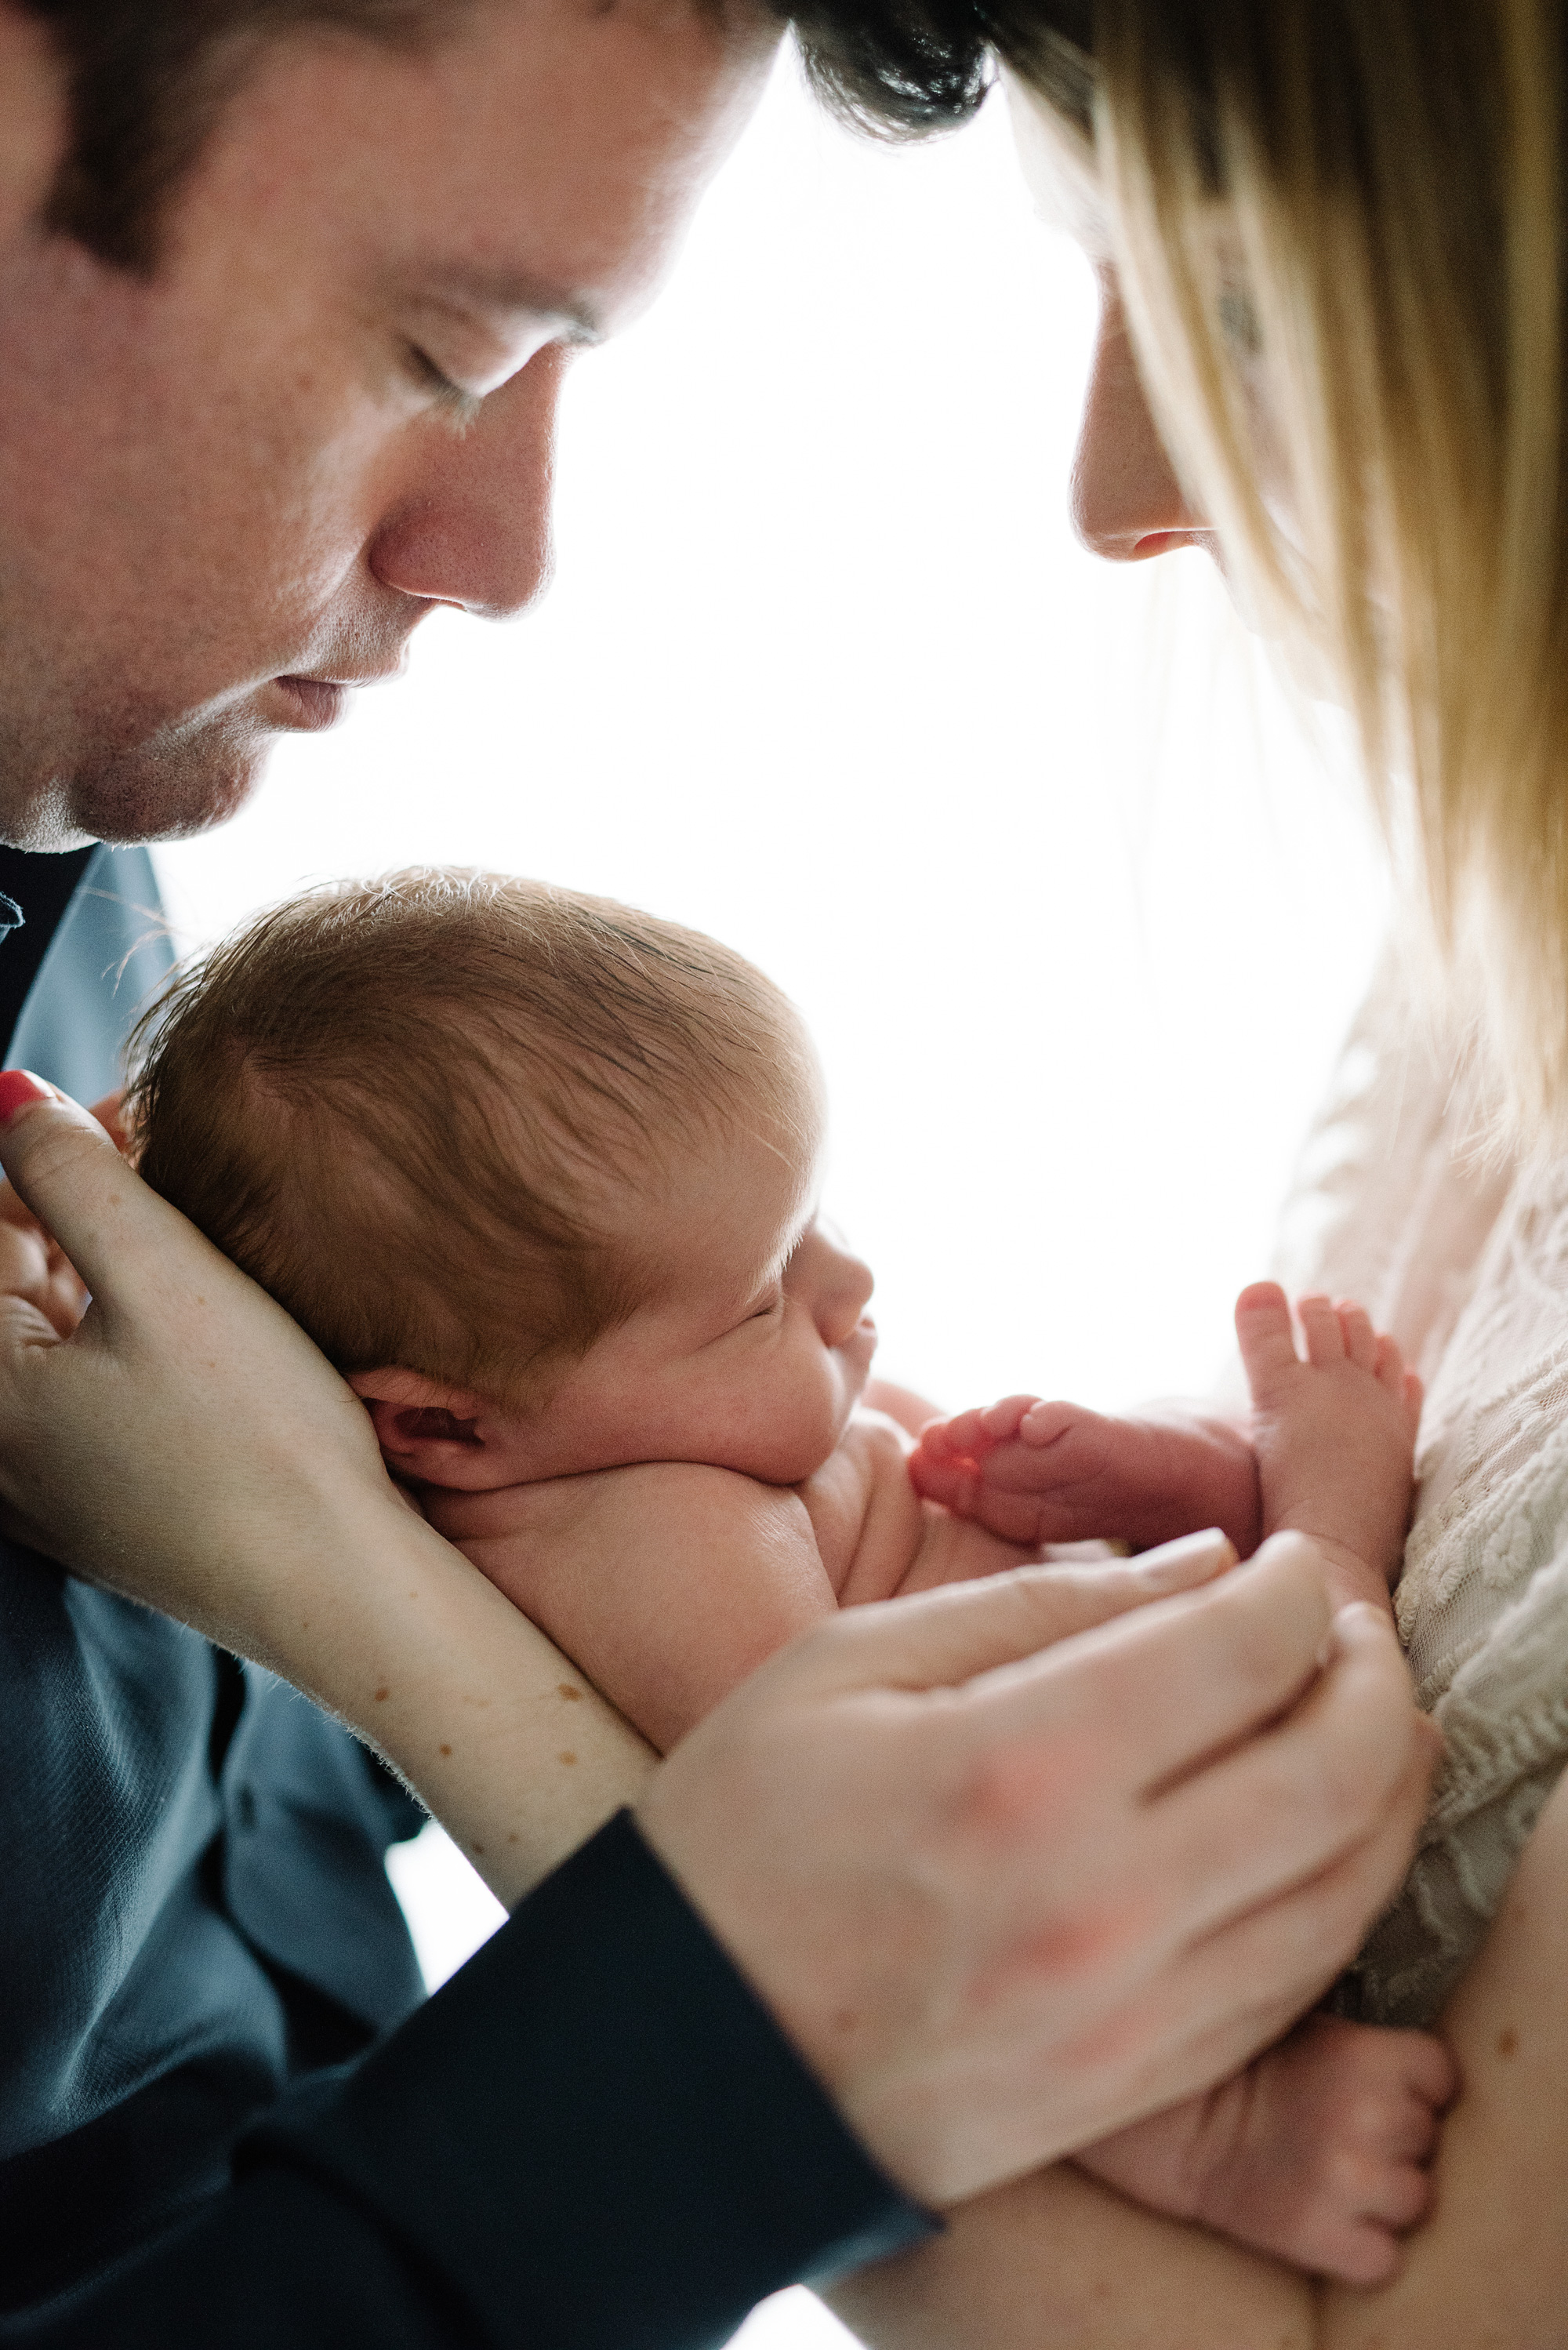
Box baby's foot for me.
[1077,2012,1456,2286]
[1236,1282,1421,1608]
[910,1396,1261,1554]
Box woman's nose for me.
[367,344,568,619]
[1070,273,1208,562]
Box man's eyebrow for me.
[421,263,605,347]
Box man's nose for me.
[1069,273,1207,562]
[367,345,568,619]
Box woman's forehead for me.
[1002,67,1112,263]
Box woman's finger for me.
[770,1527,1240,1698]
[0,1073,236,1313]
[1132,1731,1439,2116]
[945,1532,1336,1800]
[1145,1600,1434,1942]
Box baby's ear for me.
[350,1366,499,1480]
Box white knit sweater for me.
[1272,953,1568,2025]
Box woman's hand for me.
[643,1542,1437,2205]
[0,1075,656,1887]
[0,1085,122,1338]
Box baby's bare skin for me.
[913,1281,1446,2284]
[913,1398,1263,1556]
[913,1284,1421,1613]
[415,1270,1448,2285]
[426,1409,1036,1752]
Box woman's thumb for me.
[0,1069,180,1302]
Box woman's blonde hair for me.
[1014,2,1568,1138]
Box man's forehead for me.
[206,0,781,330]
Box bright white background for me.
[158,47,1388,2348]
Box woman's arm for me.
[1318,1760,1568,2346]
[830,1759,1568,2350]
[0,1081,657,1903]
[828,2156,1310,2350]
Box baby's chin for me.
[734,1398,866,1488]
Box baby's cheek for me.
[757,1372,847,1486]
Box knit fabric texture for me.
[1272,952,1568,2025]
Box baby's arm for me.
[426,1462,837,1753]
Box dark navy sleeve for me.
[6,1813,935,2349]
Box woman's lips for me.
[270,674,347,730]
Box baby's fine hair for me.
[126,870,820,1405]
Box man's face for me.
[0,0,776,848]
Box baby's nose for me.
[820,1252,876,1346]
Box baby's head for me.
[127,870,876,1491]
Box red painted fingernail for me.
[0,1069,53,1123]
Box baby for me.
[127,868,1451,2287]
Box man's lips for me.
[270,675,347,730]
[270,664,405,731]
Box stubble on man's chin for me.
[0,719,273,852]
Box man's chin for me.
[2,728,276,852]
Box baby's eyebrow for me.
[762,1206,819,1290]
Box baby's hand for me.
[909,1397,1261,1555]
[1077,2011,1457,2286]
[1236,1282,1421,1608]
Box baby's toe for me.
[982,1394,1041,1442]
[1400,2028,1460,2114]
[1016,1398,1076,1447]
[909,1449,981,1516]
[1364,2158,1437,2233]
[926,1408,985,1459]
[1335,1300,1377,1370]
[1313,2216,1404,2289]
[1235,1281,1300,1389]
[1298,1293,1346,1366]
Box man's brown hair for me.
[125,870,818,1404]
[20,0,1002,278]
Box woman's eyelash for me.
[405,345,483,429]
